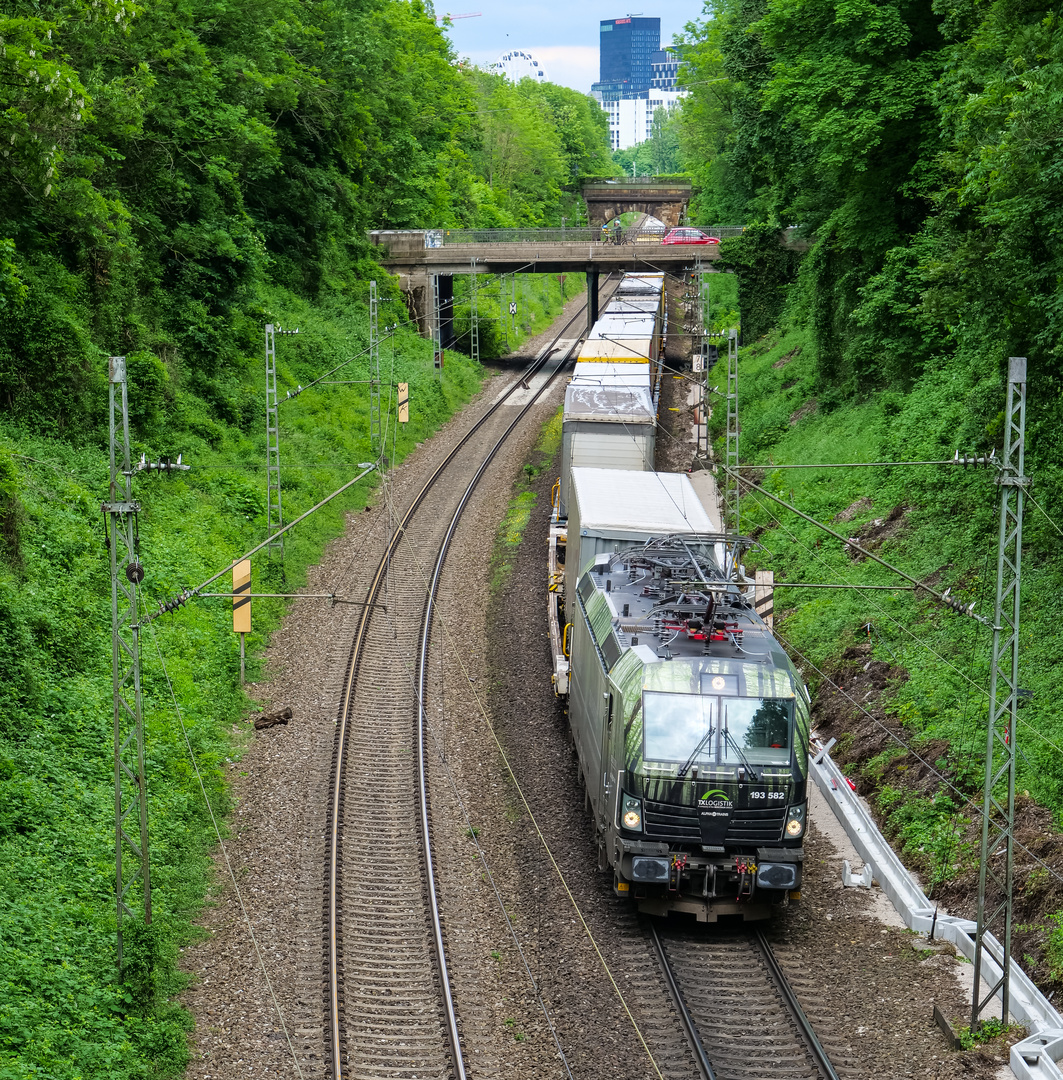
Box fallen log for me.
[252,706,293,730]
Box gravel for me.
[178,293,590,1079]
[179,281,1014,1080]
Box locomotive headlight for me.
[785,803,806,838]
[621,794,643,832]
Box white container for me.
[565,468,716,624]
[560,383,656,516]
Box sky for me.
[440,2,709,95]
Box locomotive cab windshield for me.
[643,689,793,770]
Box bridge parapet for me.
[581,182,692,197]
[367,226,744,252]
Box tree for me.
[647,105,681,174]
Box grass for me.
[955,1017,1022,1051]
[704,271,740,334]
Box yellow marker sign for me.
[233,559,251,633]
[398,382,409,424]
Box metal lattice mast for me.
[725,328,740,529]
[430,274,442,376]
[265,325,284,562]
[368,281,383,454]
[105,356,151,968]
[972,356,1029,1029]
[697,259,711,459]
[696,257,710,336]
[470,259,480,367]
[500,274,509,351]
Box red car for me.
[662,228,721,245]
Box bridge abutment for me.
[439,274,455,349]
[401,273,432,336]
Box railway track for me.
[321,274,844,1080]
[324,285,616,1080]
[649,923,841,1080]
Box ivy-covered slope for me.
[705,313,1063,989]
[673,0,1063,990]
[0,265,586,1078]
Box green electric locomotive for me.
[559,468,809,922]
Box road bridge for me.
[368,228,731,338]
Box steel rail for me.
[753,929,841,1080]
[415,326,583,1080]
[326,285,614,1080]
[647,921,716,1080]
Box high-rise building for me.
[602,91,685,153]
[650,48,681,90]
[591,16,660,100]
[591,19,687,152]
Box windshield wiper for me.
[722,727,760,782]
[677,725,715,779]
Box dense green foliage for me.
[0,0,610,1071]
[678,0,1063,480]
[611,105,683,177]
[683,0,1063,774]
[681,0,1063,978]
[468,72,611,225]
[706,321,1063,869]
[0,328,487,1077]
[717,224,801,341]
[0,0,609,430]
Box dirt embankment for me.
[812,637,1063,995]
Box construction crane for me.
[436,11,482,20]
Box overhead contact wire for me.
[327,282,622,1079]
[374,277,665,1078]
[745,492,1063,760]
[390,610,576,1080]
[390,485,667,1080]
[779,632,1063,885]
[146,622,305,1080]
[721,464,985,620]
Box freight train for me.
[547,273,808,922]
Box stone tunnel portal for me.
[580,181,693,230]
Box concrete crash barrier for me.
[810,738,1063,1080]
